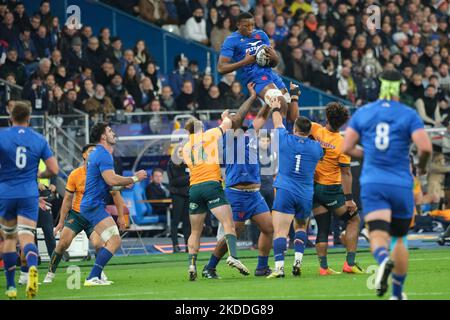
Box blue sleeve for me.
[220,36,234,59]
[41,139,53,161]
[408,110,425,136]
[98,151,114,173]
[348,110,361,135]
[260,31,271,46]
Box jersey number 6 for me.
[16,146,27,169]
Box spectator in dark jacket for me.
[224,81,246,109]
[0,48,26,86]
[66,36,85,76]
[33,25,53,58]
[84,36,105,76]
[176,80,197,111]
[13,2,31,33]
[106,73,127,110]
[167,146,191,252]
[145,168,170,216]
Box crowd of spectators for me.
[104,0,450,126]
[0,0,254,127]
[2,0,450,128]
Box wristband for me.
[345,194,353,201]
[291,95,299,101]
[132,176,139,183]
[290,86,301,96]
[272,107,282,113]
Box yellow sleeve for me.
[65,171,77,193]
[310,122,321,137]
[338,152,351,166]
[206,127,223,139]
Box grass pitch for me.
[1,247,449,300]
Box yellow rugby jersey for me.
[65,166,87,213]
[310,122,351,185]
[183,127,223,186]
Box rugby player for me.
[218,12,292,117]
[182,111,249,281]
[266,99,323,278]
[80,122,147,286]
[311,102,363,275]
[342,71,432,299]
[43,143,126,284]
[0,102,59,299]
[202,83,274,278]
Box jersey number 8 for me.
[375,122,390,151]
[16,146,27,169]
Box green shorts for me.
[189,181,229,215]
[64,209,95,238]
[313,183,346,211]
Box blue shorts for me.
[225,188,270,222]
[253,70,286,94]
[79,205,111,227]
[360,183,414,219]
[272,188,312,220]
[0,197,39,222]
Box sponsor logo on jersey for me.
[189,203,199,210]
[326,200,338,207]
[208,198,220,204]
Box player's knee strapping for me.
[390,218,411,237]
[100,225,120,243]
[339,209,359,223]
[315,212,331,243]
[0,224,18,236]
[264,88,283,106]
[366,220,390,234]
[17,224,36,237]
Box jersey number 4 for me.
[16,147,27,169]
[375,123,390,151]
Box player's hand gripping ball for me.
[255,46,276,67]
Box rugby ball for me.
[255,46,271,67]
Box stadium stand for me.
[1,0,450,240]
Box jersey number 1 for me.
[295,154,301,173]
[375,123,390,151]
[16,147,27,169]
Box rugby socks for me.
[21,265,28,273]
[49,251,63,273]
[188,254,197,266]
[346,252,356,267]
[3,252,17,288]
[256,256,269,269]
[318,256,328,269]
[392,273,406,299]
[273,237,286,271]
[294,231,307,263]
[23,243,39,268]
[206,254,220,269]
[87,247,113,280]
[373,247,389,265]
[224,234,238,258]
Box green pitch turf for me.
[1,248,449,300]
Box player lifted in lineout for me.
[0,102,59,299]
[343,70,432,300]
[182,112,249,281]
[218,12,292,116]
[267,99,324,278]
[43,143,126,284]
[80,123,147,286]
[203,83,273,278]
[310,103,363,276]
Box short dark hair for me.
[237,12,254,22]
[294,116,312,135]
[90,122,109,143]
[82,143,97,155]
[152,168,164,176]
[326,102,350,131]
[11,101,31,123]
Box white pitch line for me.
[48,290,450,300]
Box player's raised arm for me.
[217,54,255,75]
[287,82,301,122]
[342,127,363,159]
[230,83,257,129]
[412,128,432,175]
[270,99,284,129]
[219,109,233,132]
[102,169,147,187]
